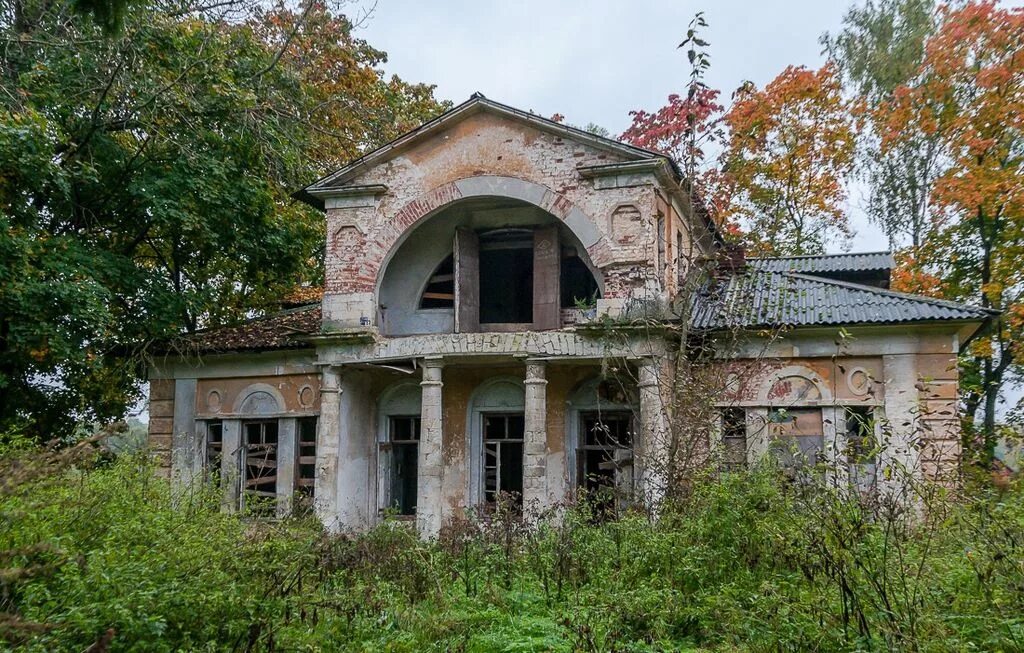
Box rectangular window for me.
[242,420,278,515]
[205,420,223,483]
[720,408,747,471]
[768,408,824,478]
[297,417,318,501]
[578,412,633,503]
[483,413,524,504]
[845,406,878,494]
[386,416,420,515]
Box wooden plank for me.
[532,225,561,330]
[422,292,455,300]
[298,456,317,464]
[455,227,480,333]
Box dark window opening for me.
[479,232,533,323]
[387,416,420,515]
[560,254,600,308]
[578,412,633,503]
[243,420,278,515]
[483,413,524,504]
[420,255,455,309]
[297,417,318,501]
[845,406,878,495]
[721,408,747,471]
[205,421,223,484]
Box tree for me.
[0,0,446,439]
[823,0,941,252]
[880,1,1024,460]
[721,64,857,256]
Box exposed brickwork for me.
[322,111,667,326]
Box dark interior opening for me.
[297,417,318,500]
[561,253,600,308]
[480,231,533,324]
[483,413,524,504]
[389,416,420,516]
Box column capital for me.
[421,356,445,369]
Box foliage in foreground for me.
[1,451,1023,652]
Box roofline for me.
[292,93,725,245]
[781,271,999,317]
[748,251,894,261]
[295,93,675,208]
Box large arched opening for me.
[377,195,603,336]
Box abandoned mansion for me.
[148,95,995,536]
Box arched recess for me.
[466,377,526,505]
[375,175,608,299]
[234,383,285,415]
[756,365,833,405]
[565,377,637,492]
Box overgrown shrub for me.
[1,448,1022,651]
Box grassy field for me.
[1,447,1022,652]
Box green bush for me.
[1,451,1022,651]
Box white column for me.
[276,417,298,518]
[637,358,669,514]
[314,365,342,530]
[523,359,549,517]
[881,354,922,499]
[220,419,241,512]
[170,378,199,502]
[418,357,445,538]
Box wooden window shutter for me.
[454,227,480,333]
[532,225,561,330]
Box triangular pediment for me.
[296,94,673,209]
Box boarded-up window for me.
[768,408,823,477]
[242,420,278,515]
[721,408,747,471]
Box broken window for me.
[767,408,824,479]
[845,406,878,494]
[242,420,278,515]
[720,408,747,471]
[479,230,533,324]
[483,413,524,505]
[577,412,633,509]
[384,416,420,515]
[205,420,223,484]
[420,255,455,309]
[297,417,317,501]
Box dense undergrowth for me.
[1,446,1022,652]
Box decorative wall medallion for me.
[846,367,873,397]
[298,384,316,408]
[207,390,222,413]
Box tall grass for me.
[1,449,1022,652]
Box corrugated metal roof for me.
[748,252,895,274]
[691,270,994,330]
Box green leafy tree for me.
[823,0,941,252]
[0,0,446,438]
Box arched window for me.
[468,378,525,506]
[377,382,423,516]
[419,255,454,309]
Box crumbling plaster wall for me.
[718,326,962,484]
[322,111,688,329]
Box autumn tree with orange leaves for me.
[881,1,1024,459]
[721,64,858,256]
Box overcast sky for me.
[356,0,886,251]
